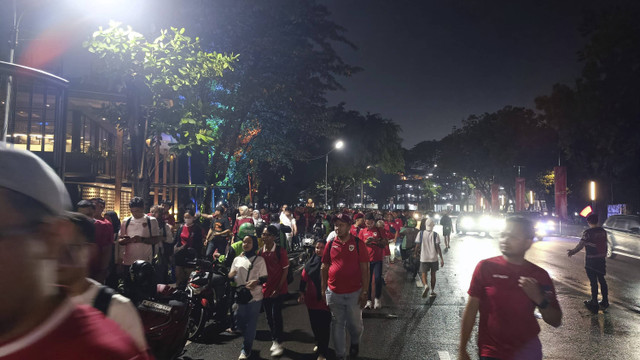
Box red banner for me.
[515,177,526,212]
[475,190,483,211]
[554,166,568,219]
[491,184,500,213]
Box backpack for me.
[259,245,294,284]
[124,215,160,265]
[93,285,116,315]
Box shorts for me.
[420,261,439,273]
[443,227,452,236]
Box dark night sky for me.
[320,0,589,148]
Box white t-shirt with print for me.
[70,278,148,352]
[230,255,268,302]
[417,230,440,262]
[119,215,160,265]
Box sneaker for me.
[270,341,278,352]
[271,343,284,357]
[584,299,599,313]
[374,298,382,309]
[422,286,429,298]
[599,301,610,310]
[430,291,437,297]
[313,345,318,352]
[349,343,359,358]
[364,300,372,309]
[238,351,249,360]
[317,355,326,360]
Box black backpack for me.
[93,285,116,315]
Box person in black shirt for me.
[440,210,453,250]
[205,206,231,258]
[567,213,609,311]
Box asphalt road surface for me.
[182,230,640,360]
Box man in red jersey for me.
[0,147,151,360]
[459,217,562,360]
[350,213,365,239]
[360,213,386,309]
[321,213,369,360]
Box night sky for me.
[320,0,590,147]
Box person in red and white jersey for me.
[0,147,151,360]
[321,213,369,360]
[459,217,562,360]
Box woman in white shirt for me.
[228,235,268,360]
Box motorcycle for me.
[298,233,317,264]
[124,260,191,360]
[185,258,232,340]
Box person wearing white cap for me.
[0,147,151,359]
[414,217,445,298]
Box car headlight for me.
[492,218,506,231]
[434,214,441,220]
[547,220,555,230]
[461,217,475,228]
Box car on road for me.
[511,212,558,241]
[456,213,505,236]
[603,215,640,259]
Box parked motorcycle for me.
[185,258,232,340]
[124,260,190,360]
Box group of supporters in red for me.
[1,146,571,360]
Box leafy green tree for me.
[84,22,237,202]
[172,0,360,208]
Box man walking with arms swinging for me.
[321,213,369,360]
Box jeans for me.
[236,300,262,354]
[586,262,608,303]
[325,288,363,358]
[263,295,284,343]
[205,240,226,258]
[368,261,383,300]
[308,308,331,357]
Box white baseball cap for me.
[0,146,71,215]
[424,217,435,230]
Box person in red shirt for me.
[77,200,114,284]
[0,147,150,360]
[173,209,203,289]
[259,225,290,357]
[350,213,365,239]
[459,217,562,360]
[360,213,386,309]
[298,239,331,360]
[321,213,369,360]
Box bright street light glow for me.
[590,181,596,201]
[335,140,344,150]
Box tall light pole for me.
[325,140,344,209]
[2,0,20,143]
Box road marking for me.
[438,351,451,360]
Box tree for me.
[436,106,557,205]
[536,3,640,213]
[84,22,237,204]
[173,0,361,208]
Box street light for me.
[589,181,596,201]
[325,140,344,209]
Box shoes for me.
[317,355,327,360]
[238,351,248,360]
[599,301,610,310]
[270,341,278,352]
[430,291,437,297]
[364,300,372,309]
[313,345,318,352]
[422,286,429,298]
[349,343,359,358]
[374,298,381,309]
[584,299,599,313]
[271,342,284,357]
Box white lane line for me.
[438,351,451,359]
